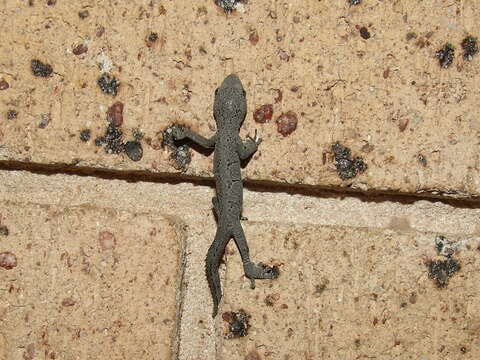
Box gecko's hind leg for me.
[232,225,278,289]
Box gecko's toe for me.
[244,262,279,280]
[170,125,186,141]
[247,129,262,146]
[262,264,279,279]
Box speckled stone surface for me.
[1,1,479,199]
[2,171,480,359]
[0,202,183,359]
[220,223,480,360]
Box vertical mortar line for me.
[310,226,316,354]
[163,215,190,360]
[310,231,316,354]
[348,225,360,353]
[177,217,218,360]
[49,206,60,356]
[431,289,440,360]
[306,236,316,359]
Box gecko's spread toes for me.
[247,129,262,146]
[244,261,279,280]
[260,263,279,279]
[170,125,186,141]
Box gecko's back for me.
[212,74,247,229]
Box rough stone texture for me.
[220,224,480,360]
[1,1,480,199]
[0,202,183,359]
[1,171,480,359]
[1,2,480,357]
[0,172,221,360]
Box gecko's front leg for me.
[237,129,262,161]
[171,125,217,149]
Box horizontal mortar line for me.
[244,219,478,238]
[1,195,475,237]
[0,197,178,218]
[1,159,480,209]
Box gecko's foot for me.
[170,125,187,141]
[244,261,279,281]
[247,129,262,146]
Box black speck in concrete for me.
[0,79,9,90]
[461,36,478,61]
[436,43,455,69]
[359,27,371,40]
[417,154,427,167]
[95,124,124,154]
[31,59,53,77]
[314,278,329,297]
[78,9,89,19]
[0,225,9,236]
[332,142,367,180]
[124,141,143,161]
[132,128,144,140]
[7,110,18,120]
[80,129,91,142]
[223,310,250,339]
[406,32,417,41]
[435,235,457,258]
[98,74,120,96]
[426,258,460,288]
[39,113,51,129]
[148,32,158,42]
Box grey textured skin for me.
[172,74,278,317]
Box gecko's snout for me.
[221,73,244,90]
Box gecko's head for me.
[213,74,247,129]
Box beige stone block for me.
[0,202,183,359]
[219,223,479,359]
[1,2,480,199]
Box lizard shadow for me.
[240,153,255,169]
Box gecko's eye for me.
[242,90,246,97]
[215,88,219,96]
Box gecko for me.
[171,74,278,317]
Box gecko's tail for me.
[205,229,231,317]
